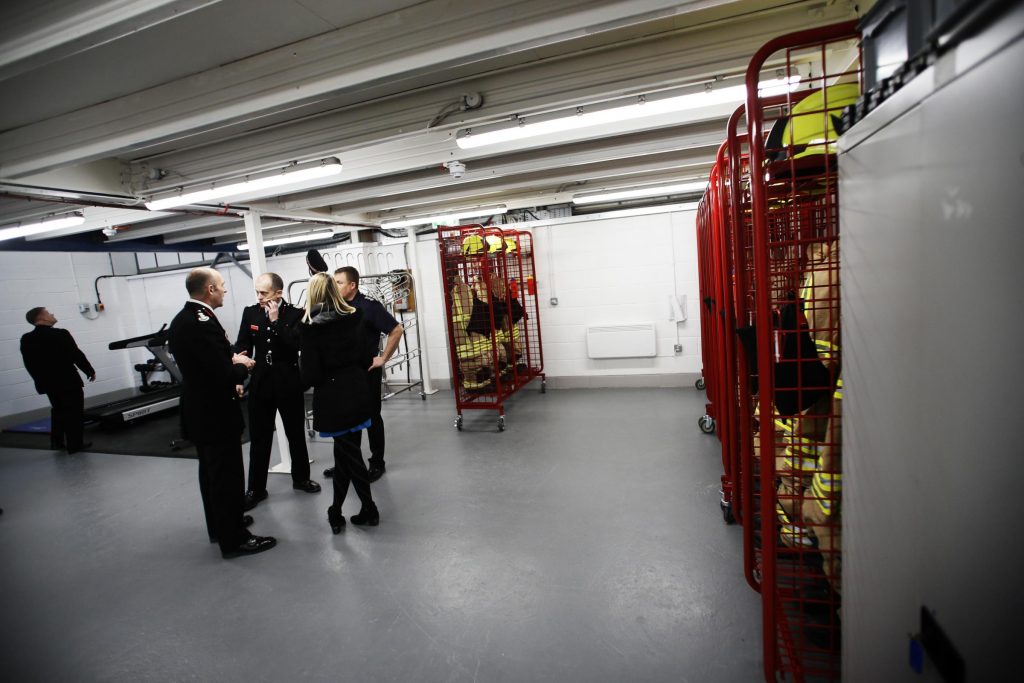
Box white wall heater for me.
[586,323,657,359]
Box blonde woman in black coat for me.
[300,273,379,532]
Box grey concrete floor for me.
[0,387,762,682]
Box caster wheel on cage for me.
[698,415,715,434]
[454,415,463,431]
[421,392,427,401]
[497,416,505,432]
[307,429,316,438]
[721,502,736,525]
[540,379,547,394]
[695,377,705,391]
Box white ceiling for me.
[0,0,866,249]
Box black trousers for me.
[332,431,374,511]
[247,387,310,492]
[46,388,84,451]
[196,440,249,550]
[364,366,385,466]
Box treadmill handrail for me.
[108,324,168,350]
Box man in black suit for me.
[235,272,320,511]
[168,267,276,559]
[20,307,96,453]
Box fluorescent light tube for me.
[0,212,86,241]
[454,205,507,219]
[380,205,507,229]
[146,158,343,211]
[456,77,800,149]
[237,230,335,251]
[573,181,708,204]
[380,216,435,229]
[595,202,700,219]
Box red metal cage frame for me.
[438,224,546,431]
[746,21,859,683]
[697,19,860,682]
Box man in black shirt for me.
[235,272,320,511]
[168,267,276,559]
[323,266,403,482]
[20,307,96,453]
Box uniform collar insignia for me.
[197,310,210,322]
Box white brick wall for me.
[526,209,700,379]
[420,208,701,385]
[1,252,135,416]
[1,208,701,418]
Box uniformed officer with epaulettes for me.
[234,272,320,511]
[168,267,276,559]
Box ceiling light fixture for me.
[572,181,708,205]
[0,212,86,241]
[237,230,335,251]
[380,204,508,229]
[145,157,343,211]
[456,76,800,149]
[595,202,700,219]
[453,205,508,220]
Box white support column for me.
[242,209,266,272]
[405,233,437,395]
[241,210,303,475]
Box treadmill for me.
[85,325,183,426]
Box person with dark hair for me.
[168,267,276,559]
[322,266,403,483]
[300,272,379,532]
[235,272,320,511]
[20,306,96,453]
[306,248,329,275]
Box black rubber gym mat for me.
[0,404,251,459]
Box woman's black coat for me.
[299,307,374,433]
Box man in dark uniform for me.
[323,266,403,483]
[235,272,320,511]
[168,267,276,559]
[20,307,96,453]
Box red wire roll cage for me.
[698,20,860,682]
[438,224,546,432]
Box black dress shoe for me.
[293,480,321,493]
[367,463,386,483]
[243,489,268,511]
[350,505,379,527]
[323,466,335,478]
[327,505,344,534]
[209,515,255,543]
[221,535,276,559]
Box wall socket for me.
[550,297,559,306]
[674,343,683,353]
[78,303,90,313]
